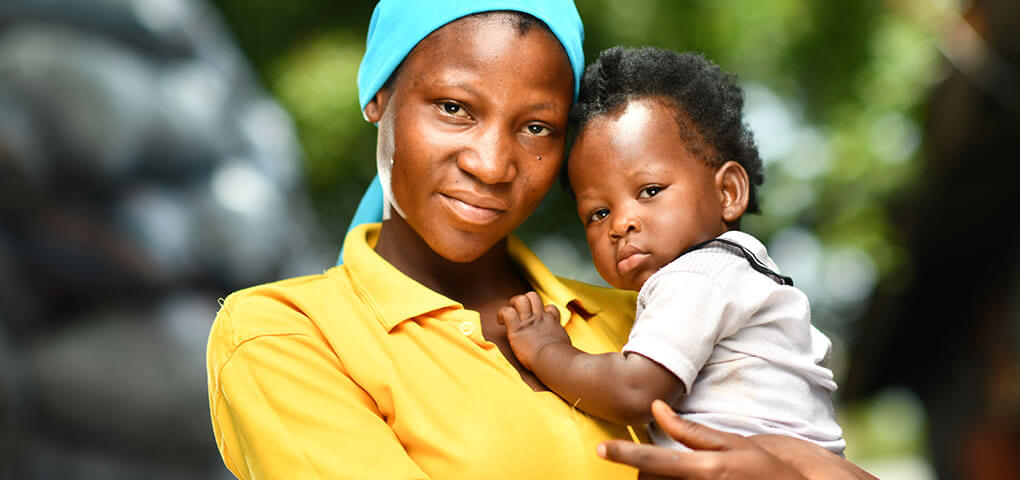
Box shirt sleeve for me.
[208,310,429,480]
[621,271,746,389]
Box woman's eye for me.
[638,186,663,199]
[587,209,609,224]
[439,102,468,117]
[525,124,552,137]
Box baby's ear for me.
[715,161,750,224]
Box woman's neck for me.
[373,215,531,309]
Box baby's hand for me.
[497,291,571,371]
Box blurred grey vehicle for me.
[0,0,327,478]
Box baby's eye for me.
[638,185,663,199]
[524,124,552,137]
[439,101,469,118]
[587,209,610,224]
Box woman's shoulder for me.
[210,266,361,354]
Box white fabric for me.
[622,230,846,454]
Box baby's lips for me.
[615,243,647,263]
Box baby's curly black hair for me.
[569,46,764,214]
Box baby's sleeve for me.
[621,272,746,389]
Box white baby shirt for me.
[621,230,846,454]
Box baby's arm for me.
[497,291,685,425]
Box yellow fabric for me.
[207,223,640,479]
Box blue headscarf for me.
[339,0,585,264]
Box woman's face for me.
[367,14,573,263]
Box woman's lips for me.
[438,193,505,225]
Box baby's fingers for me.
[543,304,561,324]
[497,305,519,327]
[525,291,544,320]
[509,293,536,319]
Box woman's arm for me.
[209,309,429,479]
[598,400,876,480]
[498,292,685,425]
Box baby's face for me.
[568,97,728,291]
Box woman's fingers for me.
[600,400,815,480]
[649,399,734,451]
[599,437,800,480]
[598,440,704,478]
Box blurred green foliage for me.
[209,0,940,323]
[222,2,928,302]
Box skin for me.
[363,14,573,392]
[358,14,871,479]
[598,400,876,480]
[499,97,751,424]
[572,98,749,292]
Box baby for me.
[498,46,845,454]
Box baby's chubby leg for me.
[497,291,572,372]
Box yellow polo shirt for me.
[207,224,640,479]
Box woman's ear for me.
[716,161,750,225]
[363,87,391,123]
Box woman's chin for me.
[426,231,507,264]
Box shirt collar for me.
[718,230,774,266]
[506,235,600,324]
[337,223,597,332]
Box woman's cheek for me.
[377,128,403,220]
[388,123,446,220]
[522,174,554,206]
[528,157,562,195]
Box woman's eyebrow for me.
[430,79,564,113]
[439,81,484,99]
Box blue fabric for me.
[337,174,383,264]
[357,0,585,110]
[339,0,584,265]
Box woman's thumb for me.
[650,399,731,451]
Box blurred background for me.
[0,0,1017,479]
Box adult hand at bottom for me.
[597,399,807,480]
[750,433,877,480]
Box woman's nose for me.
[456,127,517,184]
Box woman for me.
[207,1,873,478]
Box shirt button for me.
[459,322,474,336]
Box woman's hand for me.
[598,399,869,480]
[497,291,571,371]
[749,434,877,480]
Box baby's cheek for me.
[589,245,616,281]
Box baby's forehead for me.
[575,98,699,152]
[569,155,682,184]
[570,100,691,153]
[575,95,688,131]
[571,97,710,165]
